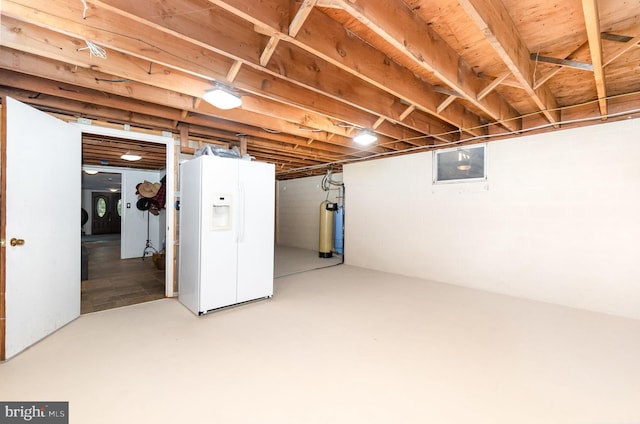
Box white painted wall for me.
[121,170,163,259]
[343,118,640,320]
[81,189,93,235]
[81,169,165,255]
[81,169,123,235]
[276,174,343,250]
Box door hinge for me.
[0,239,5,248]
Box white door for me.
[199,156,238,310]
[1,97,81,360]
[236,160,275,303]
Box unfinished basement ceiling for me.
[82,134,166,170]
[2,0,640,179]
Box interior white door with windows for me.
[1,97,81,360]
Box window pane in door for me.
[96,197,107,218]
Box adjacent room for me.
[80,135,169,313]
[1,1,640,423]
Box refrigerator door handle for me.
[238,184,246,243]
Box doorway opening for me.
[80,232,165,314]
[80,133,169,314]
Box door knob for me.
[10,238,25,246]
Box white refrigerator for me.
[178,155,275,315]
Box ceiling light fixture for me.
[121,152,142,161]
[353,129,377,145]
[203,85,242,110]
[83,169,98,175]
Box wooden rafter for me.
[532,41,591,89]
[458,0,559,126]
[200,0,484,137]
[3,0,640,179]
[478,72,511,101]
[83,0,457,140]
[317,0,521,133]
[289,0,318,37]
[259,35,280,66]
[0,8,426,144]
[399,105,416,121]
[604,34,640,67]
[437,96,457,114]
[226,61,243,82]
[581,0,607,118]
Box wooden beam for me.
[179,123,190,149]
[478,72,511,101]
[0,39,392,147]
[289,0,318,37]
[318,0,521,132]
[226,60,243,82]
[0,48,388,155]
[0,16,212,100]
[7,0,243,79]
[260,35,280,66]
[433,86,461,98]
[372,116,386,129]
[437,96,456,114]
[294,9,483,137]
[581,0,607,118]
[61,0,353,129]
[458,0,559,126]
[398,105,415,121]
[0,68,184,121]
[59,0,458,141]
[204,0,290,34]
[603,34,640,67]
[532,41,591,89]
[228,134,247,155]
[185,115,373,158]
[17,0,462,140]
[239,135,248,155]
[533,67,562,90]
[202,0,482,136]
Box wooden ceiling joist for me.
[458,0,560,126]
[581,0,608,118]
[3,0,640,178]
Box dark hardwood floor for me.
[81,235,165,314]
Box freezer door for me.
[199,156,239,311]
[236,160,275,303]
